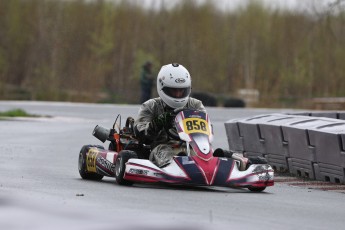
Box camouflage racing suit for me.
[134,97,206,167]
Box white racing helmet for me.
[157,63,191,109]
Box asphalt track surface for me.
[1,101,344,230]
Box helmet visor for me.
[162,87,191,99]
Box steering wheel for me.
[166,126,180,140]
[164,108,184,140]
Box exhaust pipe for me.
[92,125,110,143]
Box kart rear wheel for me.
[115,150,138,186]
[78,145,104,181]
[248,187,266,192]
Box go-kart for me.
[78,109,274,192]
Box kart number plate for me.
[183,118,209,135]
[86,148,98,173]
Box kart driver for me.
[134,63,206,167]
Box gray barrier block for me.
[314,122,345,133]
[282,126,315,161]
[236,114,291,155]
[309,123,345,183]
[287,158,315,179]
[283,127,315,179]
[267,154,289,172]
[314,163,344,183]
[338,112,345,120]
[225,114,285,153]
[308,131,344,166]
[261,115,319,172]
[224,121,244,152]
[238,122,265,154]
[227,114,319,173]
[342,134,345,149]
[281,119,325,179]
[288,112,311,116]
[291,112,345,120]
[310,112,338,119]
[259,124,286,154]
[259,124,289,171]
[284,118,344,179]
[309,131,344,182]
[226,112,345,183]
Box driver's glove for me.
[152,112,174,130]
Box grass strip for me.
[0,108,39,117]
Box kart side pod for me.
[93,125,110,143]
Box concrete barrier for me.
[257,115,305,172]
[227,114,280,158]
[289,111,345,120]
[309,122,345,183]
[259,124,288,171]
[225,113,345,183]
[337,112,345,120]
[224,121,244,152]
[282,119,326,179]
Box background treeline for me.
[0,0,344,107]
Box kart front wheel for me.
[248,187,266,192]
[78,145,104,181]
[115,150,138,186]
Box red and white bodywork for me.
[122,110,274,189]
[81,109,274,190]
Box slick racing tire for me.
[78,145,104,181]
[248,187,266,192]
[115,150,138,186]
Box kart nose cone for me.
[193,136,210,154]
